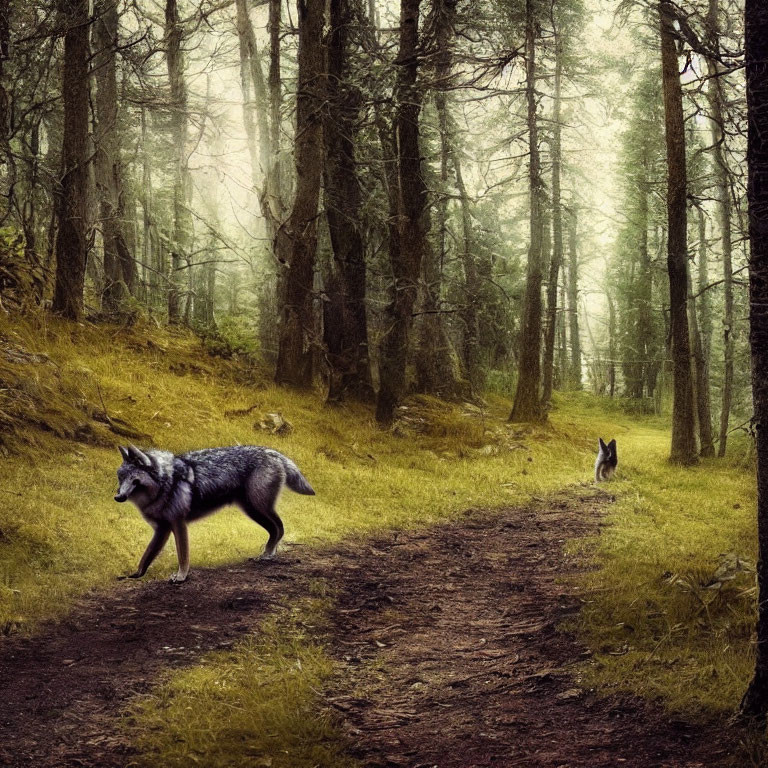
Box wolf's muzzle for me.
[114,494,128,502]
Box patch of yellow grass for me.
[127,594,355,768]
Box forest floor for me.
[0,487,736,768]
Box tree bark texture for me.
[274,0,325,388]
[375,0,426,424]
[705,0,735,458]
[165,0,192,324]
[660,0,698,464]
[414,0,461,400]
[52,0,90,320]
[235,0,271,191]
[257,0,285,362]
[608,291,616,398]
[322,0,373,401]
[451,126,483,394]
[693,210,715,456]
[94,0,134,314]
[567,208,581,388]
[740,0,768,721]
[509,0,545,423]
[235,0,261,192]
[623,142,658,401]
[542,31,564,410]
[140,108,159,308]
[0,0,8,152]
[260,0,286,238]
[697,209,713,374]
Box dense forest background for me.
[0,0,751,461]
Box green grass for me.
[571,407,757,717]
[127,592,355,768]
[0,315,761,765]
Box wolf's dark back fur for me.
[181,446,314,520]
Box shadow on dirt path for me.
[0,488,735,767]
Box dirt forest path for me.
[0,488,734,768]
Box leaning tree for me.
[739,0,768,722]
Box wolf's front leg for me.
[169,520,190,583]
[119,523,171,580]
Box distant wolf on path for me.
[594,437,618,482]
[114,444,315,583]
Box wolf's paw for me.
[168,573,188,584]
[117,572,142,581]
[250,552,276,562]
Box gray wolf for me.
[594,437,618,482]
[114,444,315,583]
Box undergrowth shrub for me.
[200,314,259,359]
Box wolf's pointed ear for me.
[607,439,617,452]
[598,437,607,452]
[127,444,152,467]
[119,445,130,462]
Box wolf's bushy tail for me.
[282,457,315,495]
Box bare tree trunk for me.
[705,0,735,458]
[739,0,768,720]
[542,30,564,410]
[140,108,158,308]
[510,0,544,423]
[692,209,715,456]
[256,0,285,363]
[193,238,216,328]
[0,0,16,279]
[567,208,581,388]
[235,0,271,189]
[415,228,459,397]
[356,4,402,404]
[260,0,285,238]
[376,0,426,425]
[415,0,461,399]
[268,0,281,158]
[235,0,260,193]
[607,290,616,398]
[120,149,138,293]
[365,61,402,397]
[637,157,658,399]
[689,269,714,456]
[165,0,192,324]
[660,0,698,464]
[451,132,482,393]
[322,0,373,401]
[697,208,713,372]
[20,121,45,304]
[274,0,325,388]
[93,0,133,315]
[557,278,567,387]
[52,0,90,320]
[206,259,216,327]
